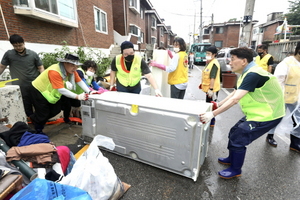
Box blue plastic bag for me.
[11,178,92,200]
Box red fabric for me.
[56,146,70,174]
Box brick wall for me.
[263,23,280,42]
[0,0,113,48]
[112,0,125,35]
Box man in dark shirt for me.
[200,47,285,179]
[0,34,44,116]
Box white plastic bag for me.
[60,135,118,200]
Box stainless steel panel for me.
[82,92,211,181]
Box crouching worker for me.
[62,60,108,124]
[200,47,285,179]
[26,53,97,133]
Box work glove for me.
[199,112,214,124]
[207,89,214,98]
[77,93,88,101]
[89,90,100,95]
[167,50,173,59]
[211,101,218,110]
[98,87,109,94]
[110,85,117,91]
[198,84,202,89]
[155,89,163,97]
[149,61,166,71]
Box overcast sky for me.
[150,0,290,43]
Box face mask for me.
[258,52,263,56]
[125,55,134,62]
[206,56,212,60]
[86,70,94,77]
[174,48,180,53]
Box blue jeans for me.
[227,116,283,151]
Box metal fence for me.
[268,40,300,63]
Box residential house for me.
[0,0,114,55]
[251,12,284,49]
[111,0,176,59]
[203,20,258,49]
[0,0,176,61]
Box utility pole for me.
[193,9,196,44]
[199,0,203,43]
[210,14,214,45]
[240,0,255,47]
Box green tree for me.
[39,42,111,78]
[286,0,300,35]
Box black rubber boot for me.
[266,134,277,147]
[290,135,300,153]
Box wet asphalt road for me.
[48,65,300,200]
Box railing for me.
[268,40,300,62]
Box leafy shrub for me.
[39,42,111,77]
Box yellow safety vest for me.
[32,63,64,104]
[115,54,142,87]
[201,58,221,92]
[255,54,272,72]
[168,51,188,85]
[238,65,285,121]
[283,57,300,104]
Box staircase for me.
[109,44,121,59]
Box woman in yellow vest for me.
[109,41,162,96]
[200,48,285,179]
[266,42,300,152]
[25,53,96,133]
[149,37,188,99]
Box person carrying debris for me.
[200,47,285,179]
[109,41,162,96]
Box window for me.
[214,41,223,48]
[216,27,224,34]
[140,7,144,19]
[34,0,76,20]
[204,29,210,34]
[129,0,140,14]
[151,37,156,44]
[94,7,107,33]
[139,32,144,43]
[151,17,156,28]
[259,28,264,33]
[160,42,164,47]
[13,0,78,27]
[130,24,140,36]
[161,27,164,36]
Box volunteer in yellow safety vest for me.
[26,53,98,133]
[198,46,220,126]
[199,46,221,103]
[255,44,274,73]
[109,41,162,96]
[266,41,300,153]
[149,37,189,99]
[200,47,285,179]
[256,44,276,146]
